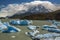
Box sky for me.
[0,0,60,9]
[0,0,60,5]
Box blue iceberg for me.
[10,20,33,25]
[42,25,57,30]
[0,21,7,31]
[35,33,60,39]
[48,20,60,26]
[2,22,21,33]
[42,25,60,33]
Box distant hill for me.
[7,10,60,20]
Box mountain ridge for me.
[7,10,60,20]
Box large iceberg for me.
[0,20,21,33]
[10,20,33,25]
[2,22,21,33]
[0,21,7,31]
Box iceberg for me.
[27,25,39,30]
[2,22,21,33]
[10,20,33,25]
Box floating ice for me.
[2,22,21,33]
[35,33,60,39]
[25,30,39,37]
[27,25,39,30]
[11,36,16,38]
[42,25,60,33]
[48,20,60,26]
[0,21,7,31]
[10,20,33,25]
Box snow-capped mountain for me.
[17,1,57,13]
[0,1,60,17]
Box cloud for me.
[0,1,60,17]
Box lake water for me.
[0,19,60,40]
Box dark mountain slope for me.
[7,10,60,20]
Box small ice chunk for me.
[11,36,16,38]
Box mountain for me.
[0,1,60,20]
[15,1,58,14]
[0,1,59,17]
[7,10,60,20]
